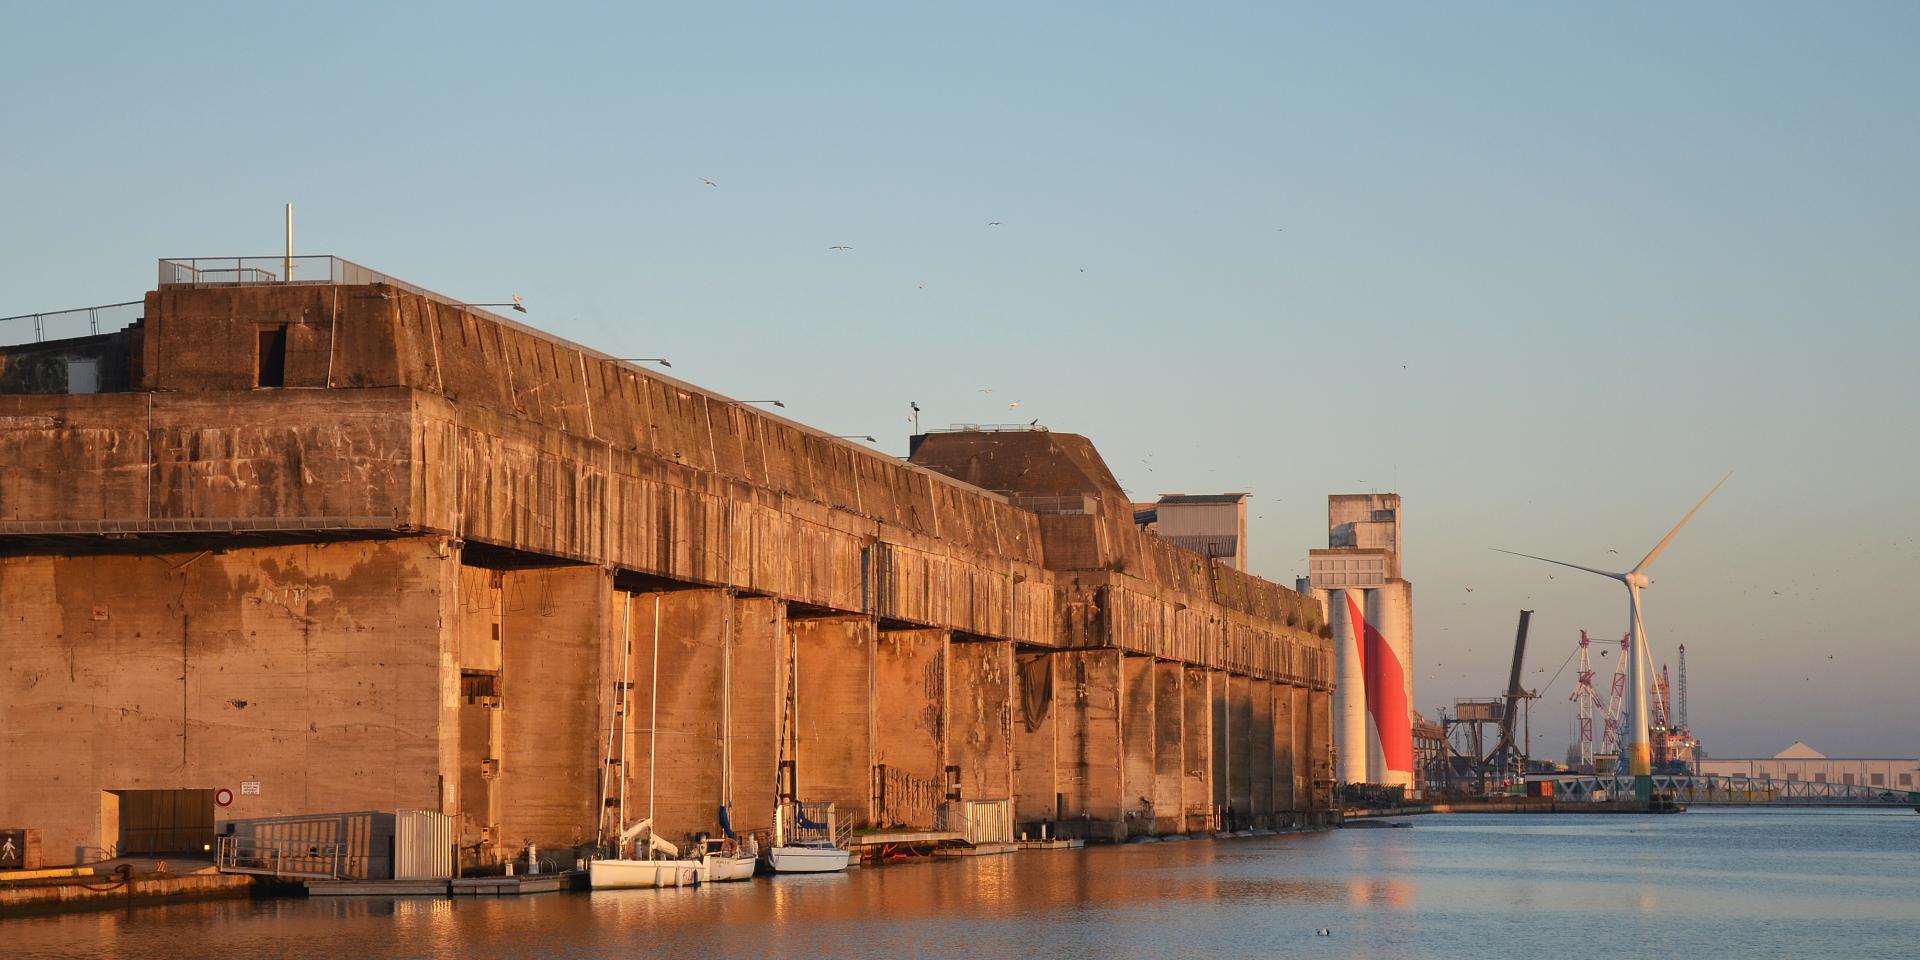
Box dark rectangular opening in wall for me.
[111,788,215,855]
[256,325,288,388]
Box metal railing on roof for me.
[156,255,527,328]
[927,423,1049,433]
[0,300,143,346]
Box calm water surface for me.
[9,808,1917,959]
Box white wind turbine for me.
[1493,473,1730,801]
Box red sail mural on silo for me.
[1350,590,1413,781]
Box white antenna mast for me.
[284,203,294,282]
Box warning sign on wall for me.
[0,830,24,869]
[240,781,261,796]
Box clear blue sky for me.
[3,2,1915,758]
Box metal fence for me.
[215,834,346,880]
[156,255,527,328]
[939,799,1013,844]
[0,300,142,346]
[1546,774,1920,806]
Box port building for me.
[0,255,1336,866]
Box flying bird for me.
[1008,400,1021,410]
[828,245,853,251]
[978,388,994,394]
[702,178,717,187]
[988,221,1003,226]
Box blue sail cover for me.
[718,804,735,838]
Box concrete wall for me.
[1151,661,1184,834]
[947,639,1013,804]
[1119,654,1156,835]
[496,564,605,852]
[872,628,946,829]
[791,618,873,828]
[1012,651,1058,826]
[0,538,453,863]
[1,281,1341,858]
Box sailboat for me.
[591,818,701,889]
[699,833,759,882]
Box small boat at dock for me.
[768,840,851,873]
[591,818,703,889]
[700,835,759,882]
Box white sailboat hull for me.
[590,858,702,889]
[702,853,758,882]
[768,846,850,873]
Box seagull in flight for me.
[987,221,1003,226]
[702,178,717,187]
[1008,400,1021,410]
[828,245,853,251]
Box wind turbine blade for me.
[1489,548,1624,581]
[1632,472,1732,576]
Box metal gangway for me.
[1542,773,1920,806]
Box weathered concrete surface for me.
[1181,667,1214,832]
[947,638,1013,804]
[1053,650,1122,840]
[1119,654,1156,835]
[0,539,453,864]
[1151,661,1184,834]
[1228,675,1254,823]
[624,589,729,843]
[497,564,604,851]
[1012,651,1058,826]
[872,628,945,829]
[1,278,1339,861]
[1251,680,1275,822]
[728,596,782,837]
[791,617,873,828]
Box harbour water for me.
[8,808,1916,959]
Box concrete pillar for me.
[1292,685,1311,815]
[1054,649,1123,841]
[1272,683,1297,816]
[1227,675,1254,827]
[1181,666,1214,832]
[1210,669,1231,825]
[1012,649,1058,830]
[790,616,875,828]
[1119,653,1157,835]
[948,638,1015,804]
[1251,680,1275,824]
[873,627,947,830]
[1309,684,1334,813]
[498,564,608,854]
[1151,660,1184,835]
[728,596,783,838]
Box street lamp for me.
[732,400,785,408]
[465,294,528,314]
[612,357,672,368]
[835,435,877,442]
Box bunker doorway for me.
[110,788,216,856]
